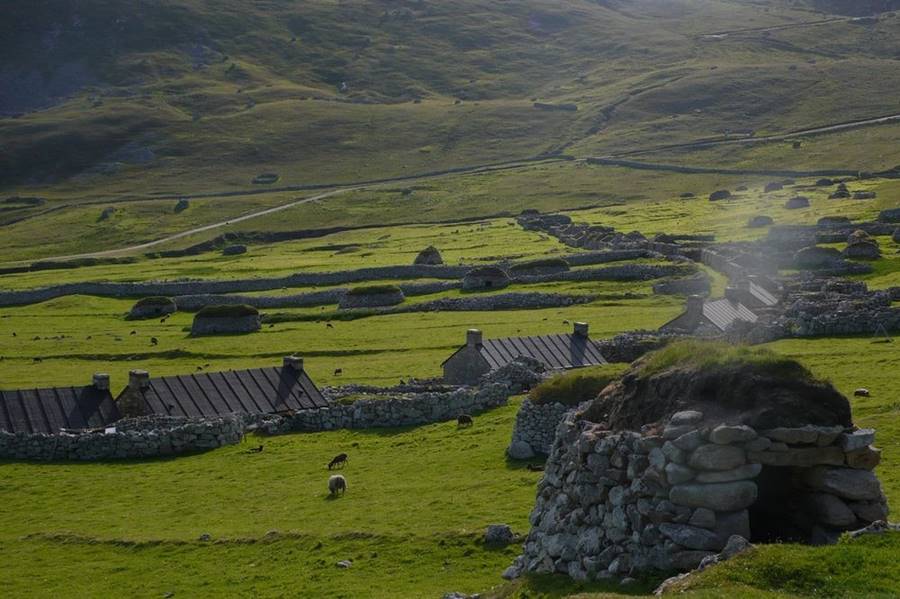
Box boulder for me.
[508,440,536,460]
[485,524,515,546]
[803,467,884,501]
[659,523,721,550]
[669,481,758,511]
[709,190,732,201]
[719,535,753,560]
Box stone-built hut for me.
[442,323,607,386]
[462,265,511,291]
[339,285,405,309]
[128,296,177,320]
[507,344,889,581]
[191,304,261,335]
[659,295,758,336]
[0,374,120,433]
[414,246,444,265]
[509,258,570,277]
[117,357,327,419]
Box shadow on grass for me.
[495,573,665,598]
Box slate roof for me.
[0,385,120,434]
[702,299,758,332]
[447,333,607,371]
[747,282,779,307]
[125,366,328,418]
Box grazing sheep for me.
[150,337,158,346]
[334,368,343,376]
[248,445,264,453]
[526,463,545,472]
[855,388,871,397]
[457,414,473,427]
[328,453,348,469]
[329,474,347,496]
[326,323,334,329]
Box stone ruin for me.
[190,304,261,335]
[506,350,889,581]
[414,245,444,265]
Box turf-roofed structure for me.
[443,323,607,386]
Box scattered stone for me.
[485,524,515,546]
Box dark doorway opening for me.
[748,466,810,543]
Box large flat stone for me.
[748,446,844,467]
[659,522,721,551]
[688,444,746,471]
[695,463,762,484]
[803,467,884,501]
[846,446,882,470]
[665,462,696,485]
[670,481,758,511]
[840,429,876,453]
[710,425,757,445]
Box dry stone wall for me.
[0,415,244,461]
[507,410,888,581]
[509,399,573,458]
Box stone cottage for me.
[506,349,889,581]
[462,265,511,291]
[116,357,328,419]
[0,373,120,433]
[659,295,759,336]
[442,323,607,386]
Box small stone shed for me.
[442,323,607,386]
[191,304,261,335]
[117,357,328,418]
[128,296,177,320]
[339,285,405,309]
[507,349,888,581]
[0,374,120,433]
[414,246,443,265]
[462,265,511,291]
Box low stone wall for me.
[0,416,244,461]
[514,264,693,284]
[652,273,711,296]
[507,410,888,581]
[509,399,573,458]
[0,264,470,307]
[339,289,406,310]
[259,383,511,434]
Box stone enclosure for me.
[508,404,888,581]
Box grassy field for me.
[2,337,900,598]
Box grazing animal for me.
[33,357,43,363]
[196,366,203,371]
[526,463,545,472]
[326,323,334,329]
[248,445,264,453]
[854,388,871,397]
[150,337,158,346]
[130,330,137,335]
[11,332,15,337]
[328,474,347,496]
[457,414,474,427]
[328,453,348,469]
[334,368,343,376]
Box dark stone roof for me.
[702,299,758,332]
[0,385,120,434]
[465,334,606,371]
[123,366,328,418]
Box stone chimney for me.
[92,373,110,391]
[283,355,304,372]
[467,329,483,348]
[573,322,589,338]
[128,370,150,392]
[724,286,742,303]
[685,295,705,327]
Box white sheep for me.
[329,474,347,496]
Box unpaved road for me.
[607,113,900,158]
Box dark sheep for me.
[334,368,343,376]
[457,414,474,427]
[328,453,348,470]
[329,475,347,496]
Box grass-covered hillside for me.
[3,0,900,200]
